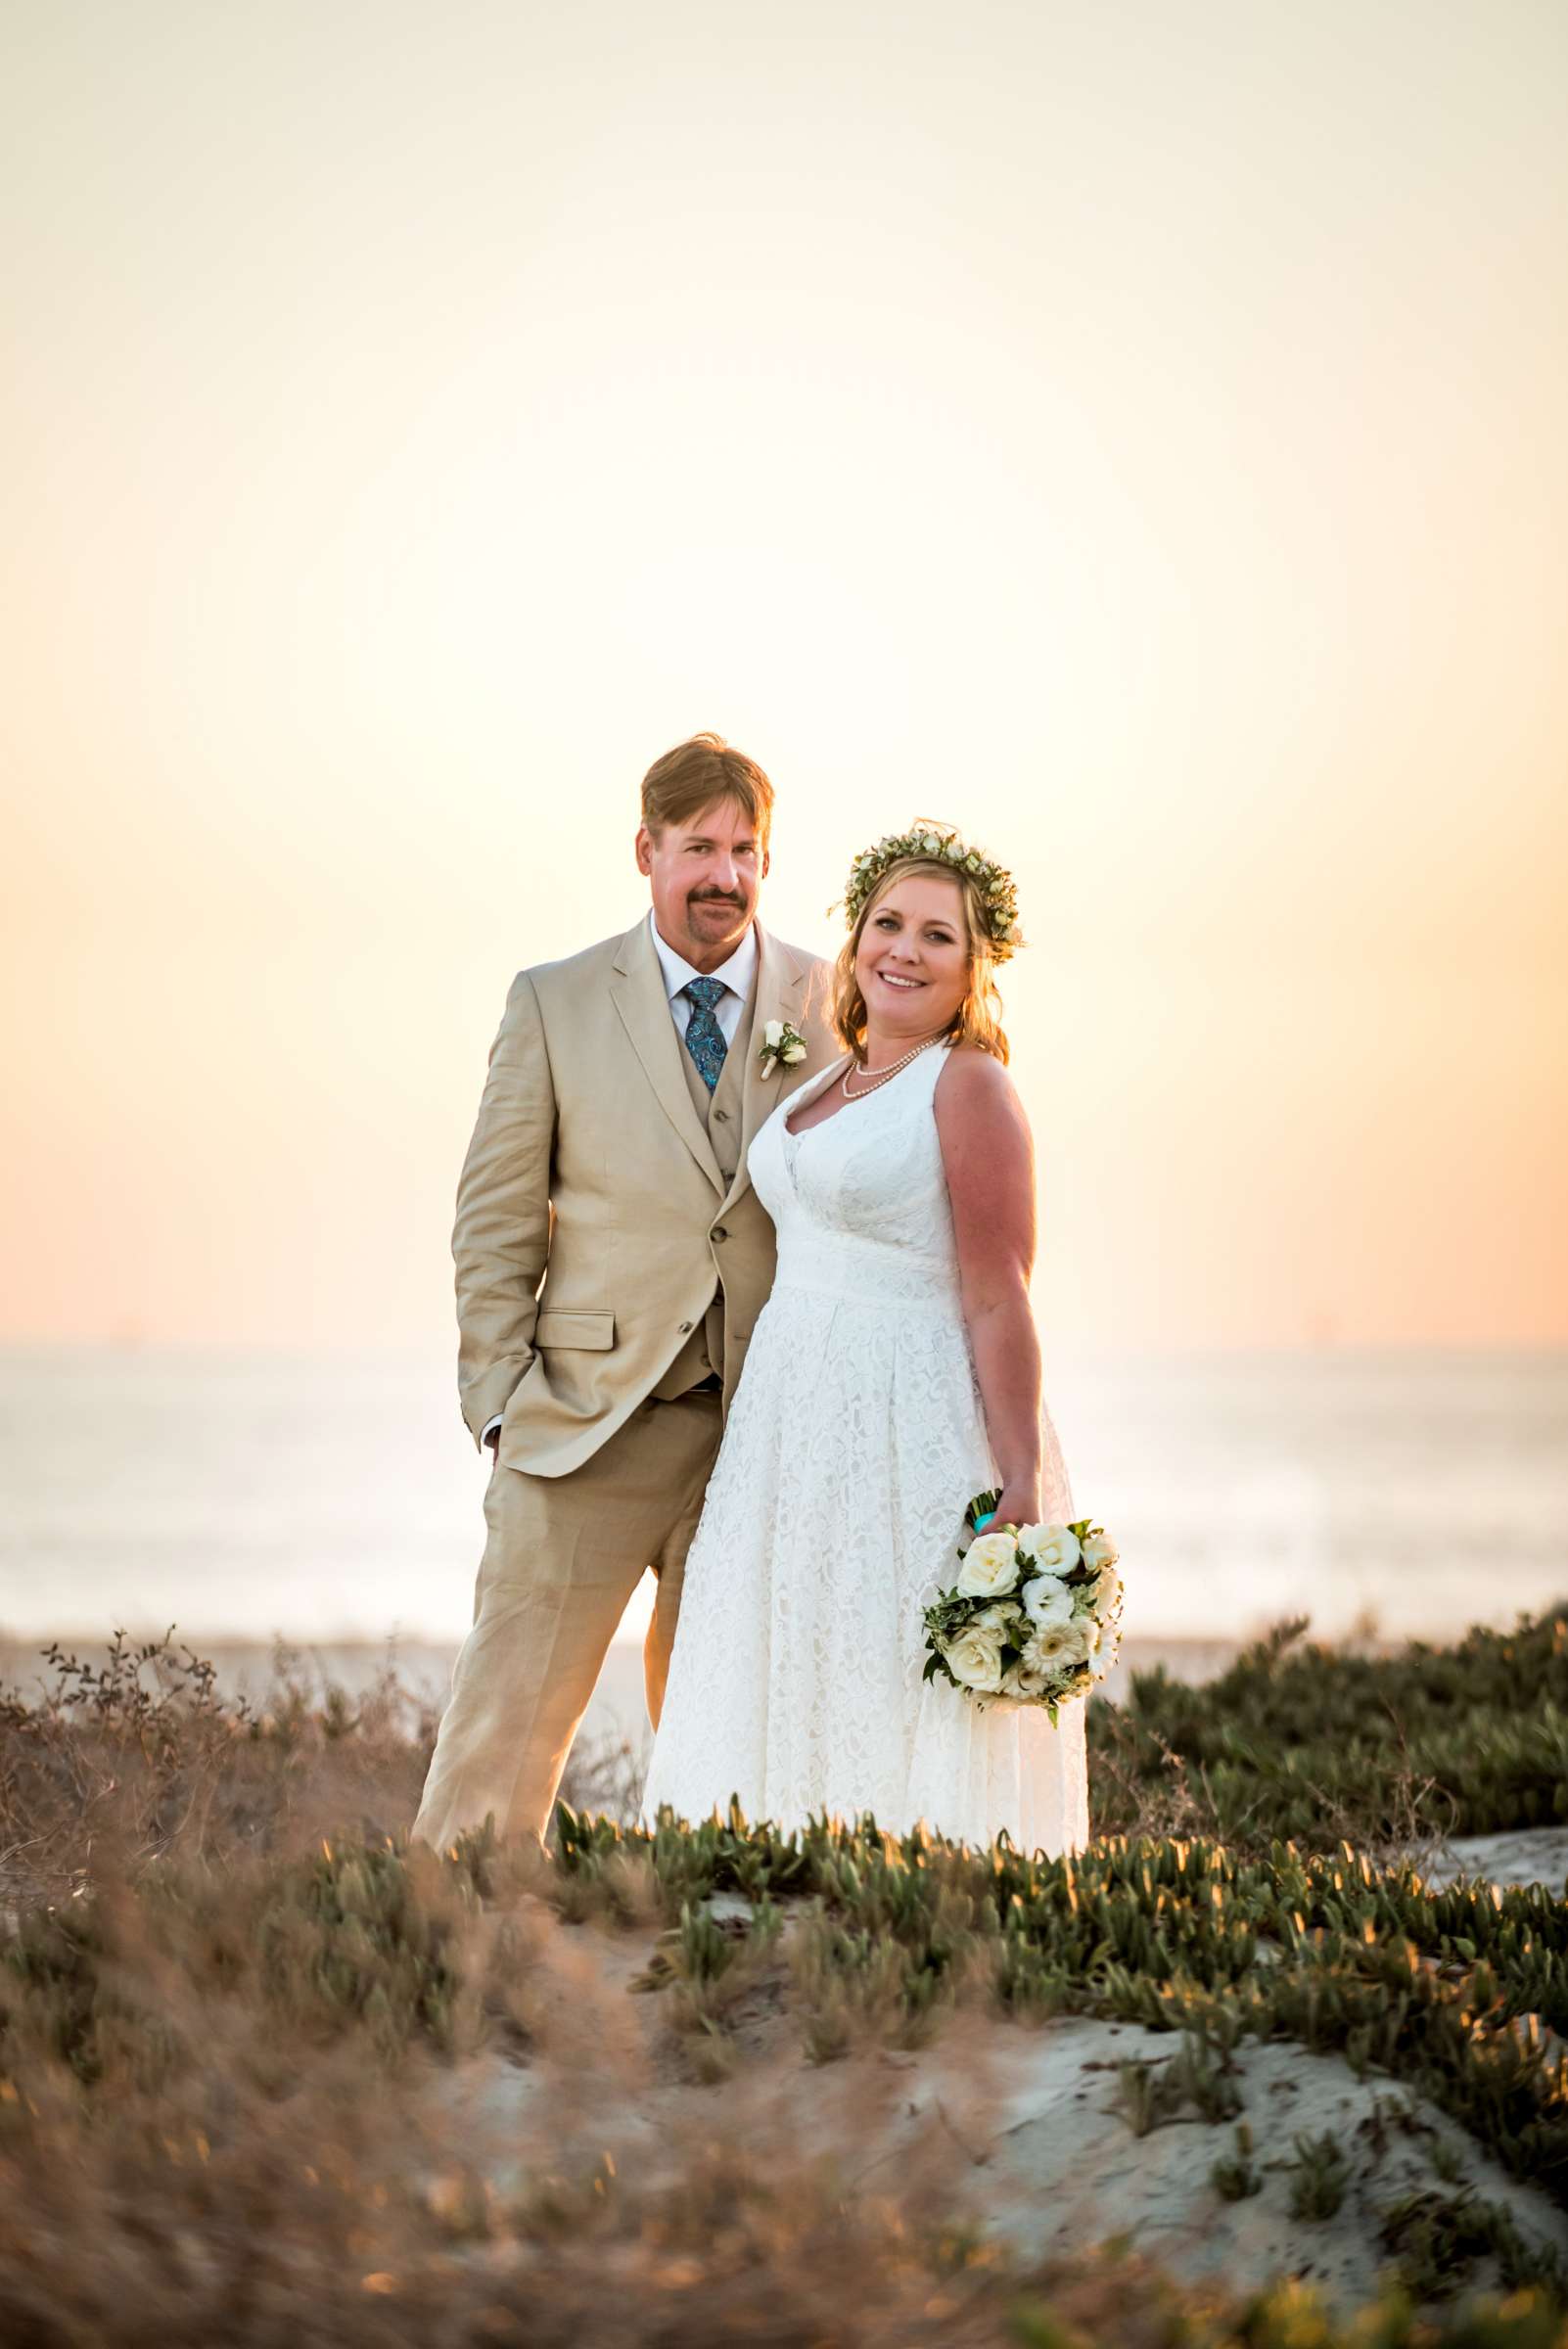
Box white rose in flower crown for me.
[1017,1524,1082,1575]
[945,1623,1006,1693]
[1082,1531,1119,1572]
[763,1020,785,1048]
[955,1529,1022,1598]
[1020,1572,1073,1630]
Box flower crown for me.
[837,820,1024,961]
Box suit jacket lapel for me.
[723,921,811,1214]
[609,919,725,1197]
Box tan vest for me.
[650,972,757,1396]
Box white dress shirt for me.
[481,911,759,1451]
[646,908,758,1047]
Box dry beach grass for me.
[4,1609,1568,2344]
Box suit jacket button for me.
[712,1225,727,1242]
[713,1108,730,1122]
[677,1320,694,1333]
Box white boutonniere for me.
[758,1018,808,1081]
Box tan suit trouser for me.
[411,1388,722,1854]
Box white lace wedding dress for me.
[637,1040,1090,1857]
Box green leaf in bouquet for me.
[925,1591,974,1643]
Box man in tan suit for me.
[412,733,837,1854]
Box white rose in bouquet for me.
[945,1622,1007,1692]
[955,1529,1022,1598]
[973,1600,1026,1640]
[1017,1524,1082,1575]
[1020,1573,1073,1630]
[1088,1565,1123,1622]
[1082,1531,1119,1572]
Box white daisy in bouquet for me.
[922,1492,1123,1720]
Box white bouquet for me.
[921,1489,1124,1722]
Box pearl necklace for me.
[840,1029,946,1101]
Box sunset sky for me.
[4,0,1564,1359]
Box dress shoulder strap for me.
[915,1036,958,1100]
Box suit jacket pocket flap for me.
[534,1309,616,1351]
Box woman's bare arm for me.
[934,1046,1042,1527]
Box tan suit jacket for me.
[454,913,838,1479]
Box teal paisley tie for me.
[681,976,728,1092]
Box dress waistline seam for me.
[769,1278,963,1316]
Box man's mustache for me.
[688,891,746,908]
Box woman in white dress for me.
[638,823,1090,1858]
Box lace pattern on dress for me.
[638,1042,1089,1857]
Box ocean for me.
[2,1343,1565,1746]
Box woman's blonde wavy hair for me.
[829,855,1010,1066]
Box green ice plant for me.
[921,1490,1125,1724]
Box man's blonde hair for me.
[640,731,775,848]
[830,856,1010,1065]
